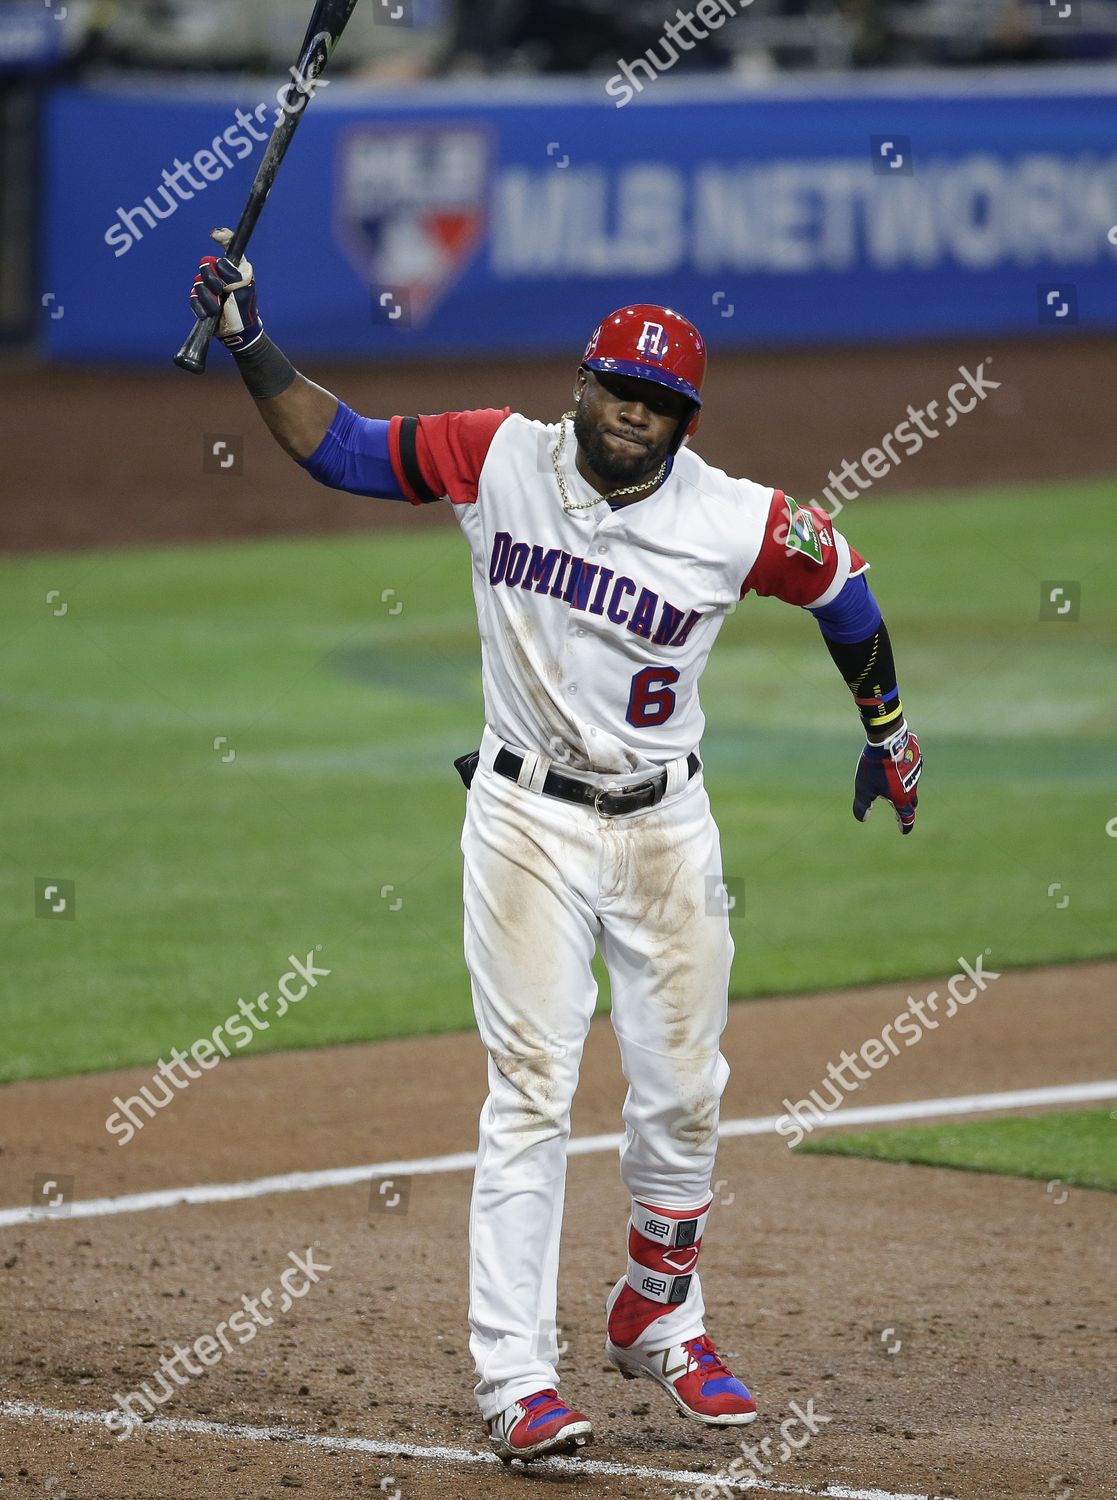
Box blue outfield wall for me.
[42,72,1117,362]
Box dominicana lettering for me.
[488,531,700,648]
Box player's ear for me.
[574,368,587,402]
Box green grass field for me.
[1,478,1114,1081]
[797,1109,1117,1192]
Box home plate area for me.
[1,964,1113,1499]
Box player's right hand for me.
[189,227,263,352]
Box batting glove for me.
[189,227,263,353]
[853,723,922,835]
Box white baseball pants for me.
[462,727,733,1420]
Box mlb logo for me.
[336,125,491,327]
[636,321,667,362]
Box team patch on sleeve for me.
[782,495,825,565]
[741,489,853,608]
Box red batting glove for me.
[853,724,922,835]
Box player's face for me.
[573,370,692,491]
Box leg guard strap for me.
[624,1195,713,1306]
[631,1198,711,1251]
[626,1253,694,1306]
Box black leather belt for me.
[493,747,701,817]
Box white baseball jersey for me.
[387,409,866,777]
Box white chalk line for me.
[0,1399,949,1500]
[2,1078,1114,1231]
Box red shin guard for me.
[607,1197,712,1348]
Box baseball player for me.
[190,240,922,1464]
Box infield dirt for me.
[1,961,1115,1500]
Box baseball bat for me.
[174,0,359,374]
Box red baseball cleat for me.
[486,1388,594,1463]
[606,1334,757,1425]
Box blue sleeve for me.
[299,401,406,500]
[808,573,882,643]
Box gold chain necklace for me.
[551,411,667,514]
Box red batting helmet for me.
[581,304,706,440]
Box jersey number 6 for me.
[626,667,680,728]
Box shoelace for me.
[683,1335,732,1381]
[521,1389,572,1422]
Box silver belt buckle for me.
[594,776,660,817]
[594,784,620,817]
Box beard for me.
[572,403,669,491]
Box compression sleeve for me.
[821,610,905,737]
[809,573,882,643]
[300,402,406,500]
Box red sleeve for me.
[388,408,511,507]
[741,489,866,607]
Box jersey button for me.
[568,685,578,696]
[576,628,586,637]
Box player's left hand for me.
[189,227,263,352]
[853,725,922,835]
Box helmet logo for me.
[636,320,667,362]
